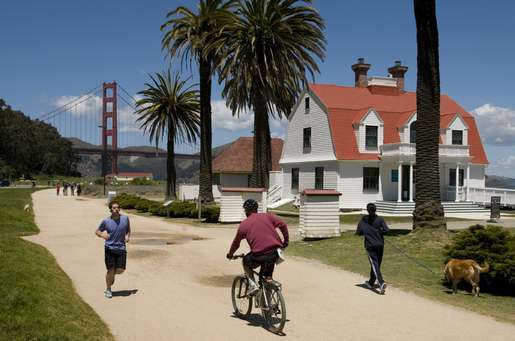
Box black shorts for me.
[243,249,279,278]
[105,247,127,270]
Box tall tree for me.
[413,0,446,229]
[215,0,325,188]
[135,71,200,200]
[161,0,236,202]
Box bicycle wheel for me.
[231,276,253,317]
[261,284,286,333]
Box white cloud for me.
[211,100,254,131]
[496,155,515,168]
[53,95,102,117]
[472,104,515,146]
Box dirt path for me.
[28,189,515,340]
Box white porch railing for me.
[468,187,515,207]
[380,143,469,158]
[267,184,282,204]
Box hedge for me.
[444,224,515,295]
[113,193,220,223]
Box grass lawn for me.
[288,228,515,325]
[0,188,113,340]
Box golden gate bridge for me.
[36,82,200,175]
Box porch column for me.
[409,162,414,202]
[466,163,470,201]
[397,161,403,202]
[455,163,460,202]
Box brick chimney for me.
[351,58,371,88]
[387,60,408,92]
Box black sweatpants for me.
[366,245,384,285]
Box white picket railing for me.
[468,187,515,207]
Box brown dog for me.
[444,259,489,296]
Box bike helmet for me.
[242,198,258,212]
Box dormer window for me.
[305,97,310,113]
[452,130,463,145]
[365,125,378,149]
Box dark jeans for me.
[366,245,384,285]
[243,250,279,279]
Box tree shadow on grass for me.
[112,289,138,297]
[387,229,411,237]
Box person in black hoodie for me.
[356,203,390,294]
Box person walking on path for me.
[226,199,289,294]
[95,200,131,299]
[56,181,60,196]
[76,183,82,196]
[356,203,390,295]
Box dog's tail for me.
[478,261,490,273]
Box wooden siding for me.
[219,191,266,223]
[281,92,336,163]
[281,162,338,199]
[299,195,341,238]
[339,161,382,209]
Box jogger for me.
[356,203,389,294]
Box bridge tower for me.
[101,82,118,175]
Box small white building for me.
[279,58,489,210]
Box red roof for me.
[309,84,488,164]
[212,137,284,173]
[301,189,341,196]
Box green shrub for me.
[170,201,197,217]
[134,199,152,213]
[130,178,154,186]
[148,202,162,216]
[114,193,139,209]
[444,224,515,295]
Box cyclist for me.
[226,199,289,295]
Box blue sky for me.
[1,0,515,177]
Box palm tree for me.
[161,0,236,203]
[413,0,446,230]
[214,0,325,188]
[135,71,200,200]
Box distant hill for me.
[485,175,515,189]
[70,138,236,181]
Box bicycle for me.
[230,254,287,334]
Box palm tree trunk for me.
[198,57,214,202]
[413,0,446,230]
[166,123,177,200]
[250,90,271,188]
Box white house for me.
[279,58,489,210]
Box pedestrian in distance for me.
[356,203,390,295]
[95,200,131,299]
[56,181,61,196]
[76,183,82,196]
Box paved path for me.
[27,189,515,341]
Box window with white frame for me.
[303,127,311,153]
[291,168,299,190]
[363,167,379,191]
[365,125,378,149]
[452,130,463,145]
[315,167,324,189]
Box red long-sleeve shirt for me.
[228,213,289,256]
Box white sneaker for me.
[379,283,387,295]
[104,290,113,299]
[364,281,374,289]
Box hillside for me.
[71,138,235,181]
[485,175,515,189]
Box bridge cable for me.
[37,84,101,121]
